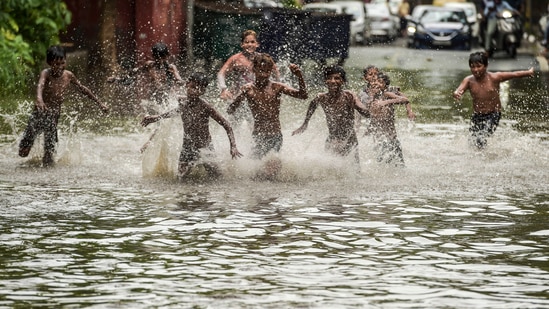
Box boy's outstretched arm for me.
[107,64,143,85]
[378,91,409,106]
[70,72,110,113]
[227,91,245,115]
[352,92,370,118]
[141,107,178,127]
[292,98,319,135]
[496,67,535,82]
[168,64,184,85]
[283,64,308,99]
[453,77,470,101]
[210,107,243,159]
[141,115,161,127]
[36,69,48,111]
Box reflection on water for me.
[0,181,548,308]
[0,65,548,307]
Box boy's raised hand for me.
[289,63,302,76]
[99,103,110,114]
[453,89,463,101]
[141,115,159,127]
[292,124,307,136]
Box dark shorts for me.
[179,138,215,165]
[19,110,60,153]
[325,135,360,164]
[374,137,404,167]
[251,133,283,159]
[469,112,501,149]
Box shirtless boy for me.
[109,42,184,152]
[217,30,280,101]
[227,53,308,160]
[18,45,109,166]
[109,42,183,107]
[362,72,411,166]
[292,65,369,164]
[142,73,242,180]
[453,51,534,149]
[218,30,280,126]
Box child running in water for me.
[108,42,183,108]
[18,45,109,166]
[217,30,280,101]
[355,65,382,130]
[292,65,370,166]
[227,53,307,179]
[453,51,534,149]
[217,30,280,125]
[360,72,412,166]
[108,42,184,152]
[141,73,242,180]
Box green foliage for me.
[0,0,72,95]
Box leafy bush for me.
[0,0,71,96]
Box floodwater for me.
[0,55,548,308]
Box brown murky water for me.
[0,54,547,307]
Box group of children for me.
[17,30,534,180]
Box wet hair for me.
[241,29,258,42]
[188,72,209,88]
[469,51,488,67]
[377,72,391,86]
[152,42,170,59]
[362,65,379,75]
[324,65,346,82]
[252,53,274,70]
[46,45,66,64]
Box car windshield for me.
[367,4,389,15]
[305,7,340,13]
[412,6,430,20]
[420,10,466,24]
[462,8,474,17]
[341,5,361,18]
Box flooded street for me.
[0,45,548,307]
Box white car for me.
[444,2,480,42]
[366,3,399,41]
[303,2,343,14]
[332,0,372,45]
[369,0,402,16]
[243,0,283,8]
[409,4,435,21]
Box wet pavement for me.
[347,37,547,73]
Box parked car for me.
[303,2,343,14]
[409,4,435,22]
[366,2,399,42]
[444,2,479,44]
[332,0,371,45]
[407,6,472,50]
[243,0,283,8]
[369,0,402,16]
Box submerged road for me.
[346,37,547,73]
